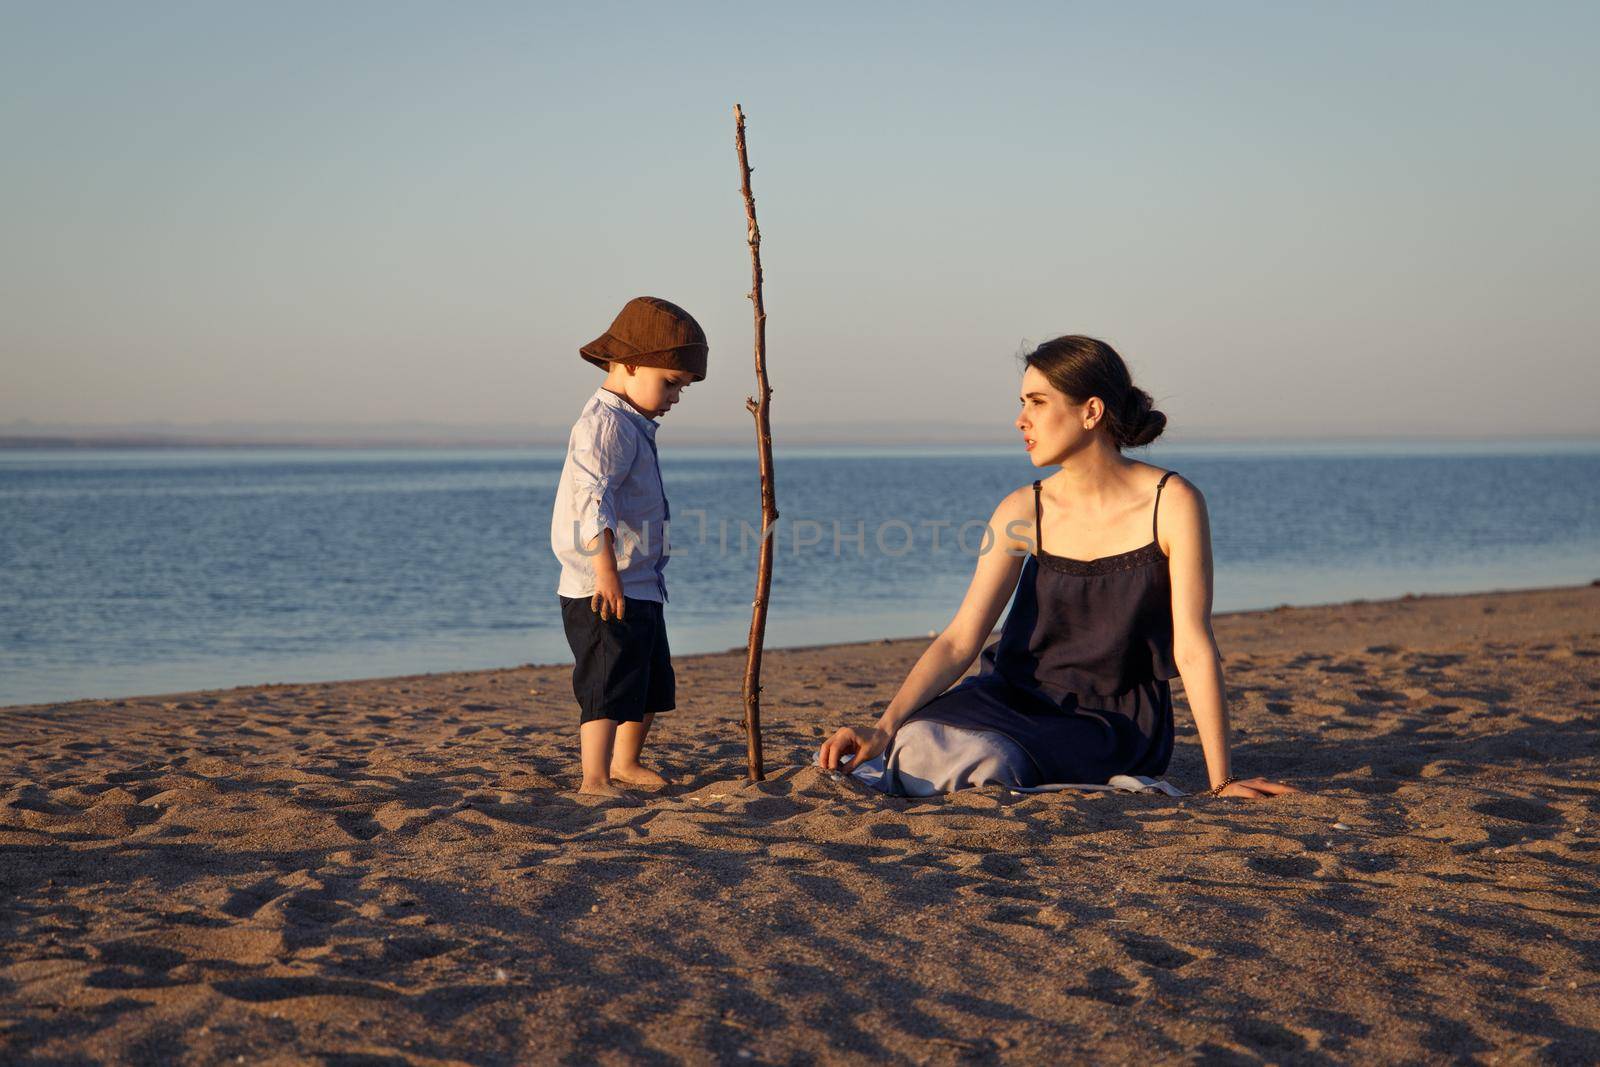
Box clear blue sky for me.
[3,1,1596,440]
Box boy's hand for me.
[587,527,625,621]
[591,573,626,621]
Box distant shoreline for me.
[3,432,1598,451]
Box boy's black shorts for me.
[559,595,676,724]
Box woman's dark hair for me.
[1022,335,1166,449]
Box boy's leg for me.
[611,713,665,787]
[611,601,674,787]
[561,594,644,797]
[579,718,626,796]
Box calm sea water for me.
[2,442,1597,706]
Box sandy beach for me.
[2,584,1598,1064]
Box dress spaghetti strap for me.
[1032,480,1043,557]
[1152,471,1176,543]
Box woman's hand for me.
[1212,776,1299,798]
[818,725,891,773]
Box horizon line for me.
[2,430,1598,451]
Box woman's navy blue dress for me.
[901,472,1180,785]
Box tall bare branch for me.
[734,103,776,782]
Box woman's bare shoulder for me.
[1157,469,1204,505]
[1154,471,1207,554]
[1117,459,1179,487]
[994,482,1037,520]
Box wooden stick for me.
[734,103,775,782]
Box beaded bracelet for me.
[1206,774,1242,796]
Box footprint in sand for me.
[1246,853,1320,879]
[1471,797,1560,825]
[1231,1016,1313,1056]
[212,976,397,1003]
[220,877,285,919]
[1119,935,1199,970]
[1065,965,1141,1006]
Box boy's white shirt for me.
[550,386,670,603]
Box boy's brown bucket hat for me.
[580,296,709,381]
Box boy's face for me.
[620,365,694,418]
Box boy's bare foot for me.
[609,763,668,788]
[579,779,628,797]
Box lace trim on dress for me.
[1034,541,1168,577]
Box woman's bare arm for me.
[1164,477,1299,798]
[818,489,1031,770]
[1162,478,1232,788]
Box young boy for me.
[550,296,707,796]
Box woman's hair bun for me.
[1117,388,1165,448]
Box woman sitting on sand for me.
[818,336,1297,800]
